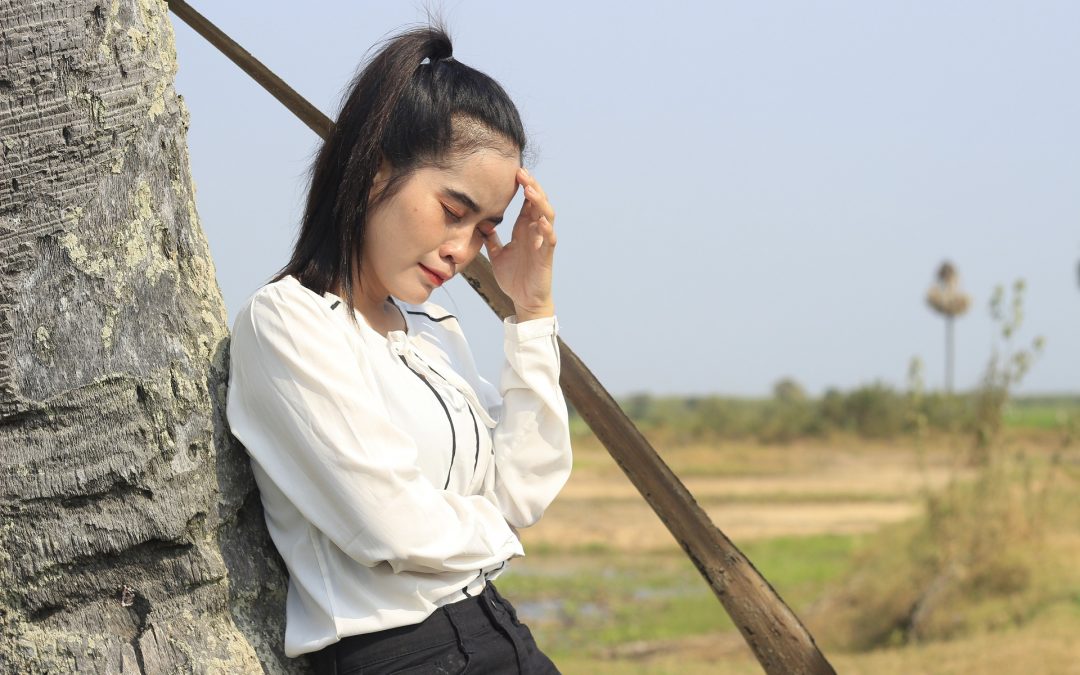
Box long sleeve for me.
[484,315,573,528]
[225,285,523,575]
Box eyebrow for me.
[444,187,503,225]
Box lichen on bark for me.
[1,0,298,672]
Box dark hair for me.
[270,25,526,326]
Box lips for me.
[419,264,449,287]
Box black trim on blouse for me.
[467,403,480,475]
[398,355,457,489]
[405,309,458,323]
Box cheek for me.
[380,206,435,256]
[465,233,487,261]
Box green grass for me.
[1002,397,1080,430]
[498,532,861,659]
[743,534,864,604]
[569,393,1080,443]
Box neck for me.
[341,271,406,336]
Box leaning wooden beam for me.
[166,2,836,672]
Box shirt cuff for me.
[503,314,559,342]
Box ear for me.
[368,155,393,203]
[373,154,392,184]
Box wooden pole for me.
[167,2,836,672]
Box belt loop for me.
[487,582,517,619]
[441,600,474,671]
[480,585,528,673]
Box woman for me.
[224,21,570,673]
[225,24,570,675]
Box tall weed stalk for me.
[819,279,1060,649]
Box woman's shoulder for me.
[248,273,327,304]
[233,274,338,334]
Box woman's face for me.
[359,146,521,305]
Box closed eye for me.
[442,204,463,223]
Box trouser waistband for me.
[309,583,530,673]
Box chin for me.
[396,286,433,305]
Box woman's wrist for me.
[513,302,555,322]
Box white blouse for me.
[225,274,572,657]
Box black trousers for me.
[306,583,560,674]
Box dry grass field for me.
[501,431,1080,674]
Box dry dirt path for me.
[521,438,969,551]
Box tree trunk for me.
[0,0,298,672]
[945,315,954,394]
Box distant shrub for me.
[606,381,1072,445]
[840,382,911,438]
[819,388,848,430]
[756,378,818,443]
[918,392,973,433]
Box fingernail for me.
[520,167,530,176]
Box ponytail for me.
[271,24,526,328]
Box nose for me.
[439,227,479,266]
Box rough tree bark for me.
[1,0,299,672]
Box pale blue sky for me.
[171,1,1079,397]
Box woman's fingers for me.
[525,185,554,223]
[483,229,504,258]
[488,170,557,310]
[513,168,556,259]
[526,216,555,250]
[538,215,556,249]
[519,166,547,200]
[517,168,555,224]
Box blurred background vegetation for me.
[570,387,1078,446]
[504,279,1080,674]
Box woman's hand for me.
[483,167,557,321]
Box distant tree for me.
[621,392,654,421]
[926,261,971,393]
[773,378,807,404]
[762,378,813,443]
[819,388,847,429]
